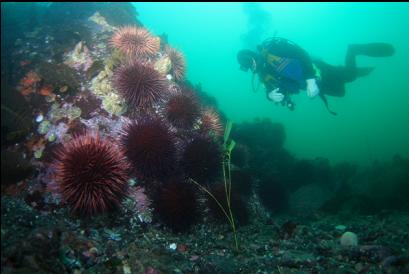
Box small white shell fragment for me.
[36,114,44,123]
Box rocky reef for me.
[1,3,408,274]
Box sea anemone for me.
[113,60,167,111]
[206,183,249,226]
[110,26,160,57]
[181,136,223,184]
[53,134,129,216]
[121,118,177,180]
[198,108,223,137]
[165,91,200,129]
[166,46,186,81]
[152,179,199,232]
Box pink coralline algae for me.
[64,41,94,72]
[129,186,151,214]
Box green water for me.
[136,2,409,165]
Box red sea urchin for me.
[113,60,168,111]
[181,135,223,184]
[165,91,200,129]
[121,118,177,180]
[152,179,199,232]
[53,134,129,216]
[165,46,186,81]
[110,26,160,57]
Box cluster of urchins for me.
[52,26,248,232]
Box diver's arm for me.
[267,88,284,103]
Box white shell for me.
[35,114,44,123]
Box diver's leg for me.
[343,47,359,82]
[347,43,395,59]
[345,43,395,79]
[315,62,347,97]
[344,44,386,82]
[345,45,357,71]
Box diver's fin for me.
[356,67,375,77]
[350,43,395,57]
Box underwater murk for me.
[1,2,409,274]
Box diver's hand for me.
[268,88,285,103]
[306,78,320,98]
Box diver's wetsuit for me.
[258,38,372,98]
[314,45,375,97]
[256,38,315,97]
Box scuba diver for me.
[237,38,395,115]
